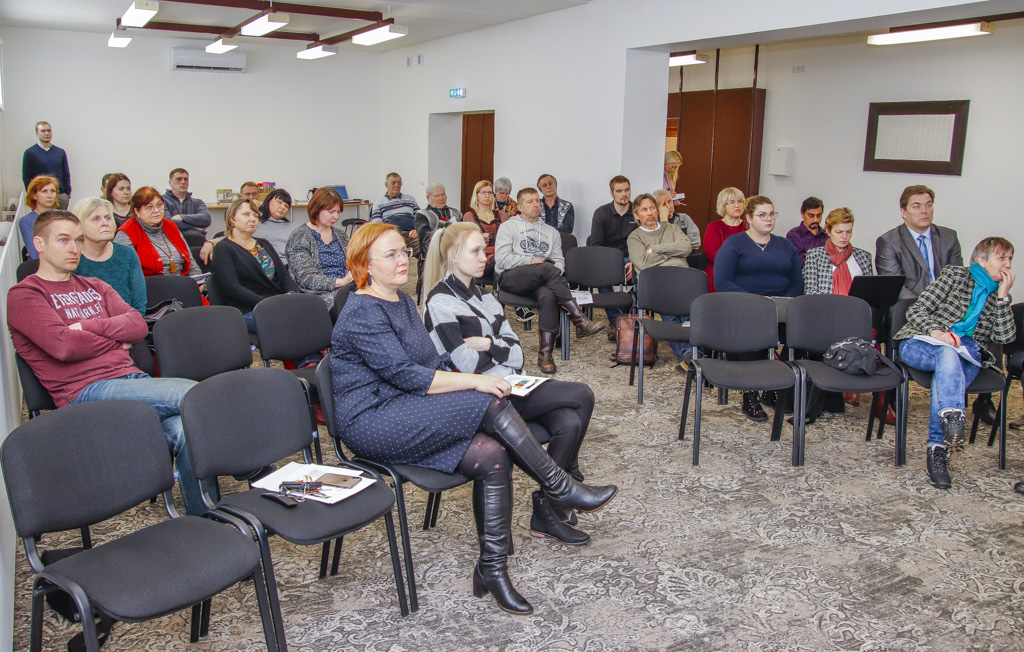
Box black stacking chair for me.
[15,353,56,419]
[315,359,547,613]
[495,282,571,359]
[181,231,207,248]
[681,293,801,465]
[190,246,211,273]
[145,274,203,311]
[565,246,634,355]
[2,400,282,652]
[180,367,408,630]
[996,304,1024,441]
[559,232,578,257]
[203,272,224,305]
[253,293,334,461]
[786,294,909,466]
[154,306,253,381]
[329,284,354,323]
[889,299,1010,468]
[16,258,39,282]
[630,266,709,404]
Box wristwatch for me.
[997,295,1012,304]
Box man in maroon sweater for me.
[6,210,211,514]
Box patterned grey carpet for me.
[11,281,1024,651]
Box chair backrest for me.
[181,368,313,481]
[636,266,708,317]
[315,358,342,446]
[253,293,333,362]
[129,341,157,377]
[145,274,203,310]
[14,354,56,416]
[2,400,172,538]
[690,293,779,354]
[786,294,873,355]
[204,272,224,305]
[1002,303,1024,359]
[15,259,39,283]
[182,231,207,248]
[565,246,626,288]
[154,306,253,381]
[329,284,353,323]
[559,232,578,256]
[190,246,211,273]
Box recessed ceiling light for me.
[352,23,408,46]
[206,38,239,54]
[297,44,338,60]
[120,1,158,28]
[241,12,289,37]
[108,29,133,48]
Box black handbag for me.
[822,337,899,375]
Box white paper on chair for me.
[252,462,376,504]
[571,290,593,305]
[912,334,981,366]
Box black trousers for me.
[509,379,594,474]
[498,262,573,333]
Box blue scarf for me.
[950,264,999,338]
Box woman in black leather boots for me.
[422,222,597,546]
[330,223,618,615]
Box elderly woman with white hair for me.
[494,177,520,218]
[414,182,463,253]
[73,196,147,314]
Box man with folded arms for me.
[7,211,229,515]
[162,167,212,235]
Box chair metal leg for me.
[792,372,806,467]
[248,565,285,652]
[692,368,704,465]
[969,409,981,445]
[998,385,1008,470]
[628,320,639,389]
[190,603,202,642]
[423,493,438,530]
[318,542,331,579]
[30,583,45,652]
[679,366,694,440]
[866,392,880,442]
[80,526,92,549]
[637,323,646,404]
[383,511,410,616]
[330,536,343,576]
[227,509,288,652]
[896,377,909,467]
[770,388,787,443]
[390,476,419,612]
[200,598,211,637]
[561,312,570,361]
[429,491,442,528]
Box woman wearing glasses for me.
[462,180,508,281]
[285,187,353,311]
[331,222,617,616]
[114,186,203,279]
[703,187,747,292]
[713,195,803,421]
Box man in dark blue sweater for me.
[22,121,71,209]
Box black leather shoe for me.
[940,410,967,453]
[530,492,589,545]
[742,392,768,422]
[973,395,998,427]
[927,445,952,489]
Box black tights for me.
[457,432,510,479]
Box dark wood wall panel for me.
[461,112,495,212]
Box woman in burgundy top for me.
[703,187,747,292]
[462,180,508,280]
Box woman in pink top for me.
[703,187,747,292]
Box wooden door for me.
[670,88,766,238]
[461,112,495,212]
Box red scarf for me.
[826,240,853,295]
[118,217,191,277]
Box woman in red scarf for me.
[802,208,873,295]
[114,187,203,279]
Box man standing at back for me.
[590,175,637,333]
[22,121,71,209]
[371,172,421,257]
[785,197,828,265]
[162,168,212,235]
[537,174,575,234]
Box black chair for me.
[495,283,570,359]
[889,298,1010,469]
[2,400,282,652]
[253,293,334,461]
[154,306,253,381]
[181,230,207,248]
[315,359,548,613]
[559,232,578,257]
[203,272,224,305]
[329,284,354,323]
[681,293,801,465]
[190,246,211,274]
[564,246,634,353]
[686,252,708,271]
[16,258,39,282]
[145,274,203,311]
[998,303,1024,440]
[786,294,909,466]
[15,353,57,419]
[180,368,408,630]
[630,266,709,404]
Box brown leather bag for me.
[610,312,657,367]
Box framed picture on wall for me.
[863,100,970,176]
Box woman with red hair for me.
[18,175,60,259]
[330,222,618,616]
[114,187,203,278]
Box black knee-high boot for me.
[471,469,533,615]
[484,402,617,513]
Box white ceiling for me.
[0,0,593,50]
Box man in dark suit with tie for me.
[876,184,997,425]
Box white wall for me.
[0,27,384,215]
[426,113,463,204]
[375,0,1018,243]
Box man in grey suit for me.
[875,184,962,299]
[876,184,996,425]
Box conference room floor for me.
[11,271,1024,651]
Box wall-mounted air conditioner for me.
[171,47,246,73]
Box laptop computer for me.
[848,275,906,308]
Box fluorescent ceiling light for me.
[206,38,239,54]
[352,23,408,46]
[297,44,338,60]
[241,12,289,37]
[669,53,709,66]
[867,22,993,45]
[120,1,158,28]
[108,30,133,48]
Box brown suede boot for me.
[537,331,557,374]
[562,301,607,339]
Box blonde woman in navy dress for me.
[422,222,596,547]
[330,222,617,615]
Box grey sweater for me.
[494,215,564,276]
[285,224,349,309]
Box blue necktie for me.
[917,235,934,282]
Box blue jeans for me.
[899,337,982,446]
[242,311,257,334]
[71,374,211,515]
[659,313,689,361]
